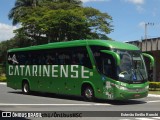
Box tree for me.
[8,0,44,25]
[83,7,113,38]
[45,0,82,5]
[0,39,17,63]
[9,0,82,25]
[0,35,32,63]
[9,0,113,45]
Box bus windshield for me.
[115,50,148,83]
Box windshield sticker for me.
[132,73,137,81]
[105,81,113,99]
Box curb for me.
[148,94,160,98]
[0,82,6,85]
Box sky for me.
[0,0,160,42]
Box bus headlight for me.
[119,86,128,91]
[145,85,149,90]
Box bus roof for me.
[8,39,139,52]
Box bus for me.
[6,40,154,101]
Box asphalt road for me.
[0,83,160,120]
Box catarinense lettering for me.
[8,65,90,78]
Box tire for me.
[83,86,95,101]
[22,81,30,94]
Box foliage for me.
[149,82,160,91]
[149,91,160,95]
[0,0,114,64]
[0,40,15,63]
[8,0,45,25]
[8,0,82,25]
[0,64,6,82]
[0,36,31,63]
[0,76,6,82]
[9,0,113,45]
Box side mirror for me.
[142,53,154,67]
[100,50,120,66]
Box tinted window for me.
[90,46,116,79]
[7,46,92,69]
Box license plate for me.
[134,94,140,97]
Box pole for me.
[145,23,147,40]
[144,22,154,51]
[145,23,147,51]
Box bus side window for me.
[46,54,54,65]
[58,53,64,65]
[54,52,59,65]
[56,49,70,65]
[103,58,113,77]
[90,46,116,79]
[77,53,83,65]
[73,47,92,69]
[65,54,71,65]
[72,54,78,65]
[102,54,116,79]
[27,52,34,65]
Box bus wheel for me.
[83,86,95,101]
[22,81,30,94]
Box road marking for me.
[146,100,160,103]
[120,118,160,120]
[135,118,156,120]
[152,117,160,119]
[0,103,111,106]
[119,119,130,120]
[0,82,6,85]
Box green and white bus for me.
[6,40,154,101]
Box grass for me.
[149,88,160,95]
[0,75,6,82]
[149,91,160,95]
[0,64,6,82]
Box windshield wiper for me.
[137,67,145,81]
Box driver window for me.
[91,46,116,79]
[100,53,116,79]
[102,58,112,76]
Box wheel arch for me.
[22,78,30,89]
[81,81,95,96]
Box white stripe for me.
[147,100,160,103]
[152,117,160,119]
[148,94,160,98]
[119,119,130,120]
[0,103,110,106]
[135,118,155,120]
[0,82,6,85]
